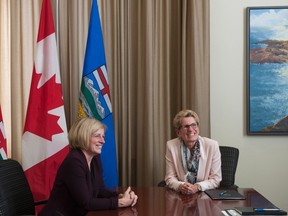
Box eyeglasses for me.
[180,122,198,130]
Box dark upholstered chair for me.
[0,159,46,216]
[219,146,239,188]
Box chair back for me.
[0,159,35,216]
[219,146,239,188]
[157,180,166,187]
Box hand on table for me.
[179,183,199,195]
[118,186,138,207]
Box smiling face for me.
[177,116,199,149]
[87,128,105,156]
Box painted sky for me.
[250,8,288,41]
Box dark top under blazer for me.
[39,149,118,216]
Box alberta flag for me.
[0,105,7,160]
[78,0,118,188]
[22,0,69,202]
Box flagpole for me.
[56,0,59,50]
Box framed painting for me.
[246,6,288,135]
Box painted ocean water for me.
[249,63,288,132]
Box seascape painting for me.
[247,7,288,135]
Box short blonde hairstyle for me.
[68,117,106,150]
[173,109,200,129]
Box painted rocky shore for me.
[250,40,288,64]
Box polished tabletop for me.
[86,187,278,216]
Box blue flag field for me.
[78,0,118,188]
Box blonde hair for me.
[173,110,199,129]
[68,117,106,150]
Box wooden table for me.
[86,187,279,216]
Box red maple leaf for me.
[24,67,64,141]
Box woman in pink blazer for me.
[165,110,222,194]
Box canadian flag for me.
[22,0,69,203]
[0,105,7,160]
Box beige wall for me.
[210,0,288,211]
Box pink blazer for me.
[165,136,222,191]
